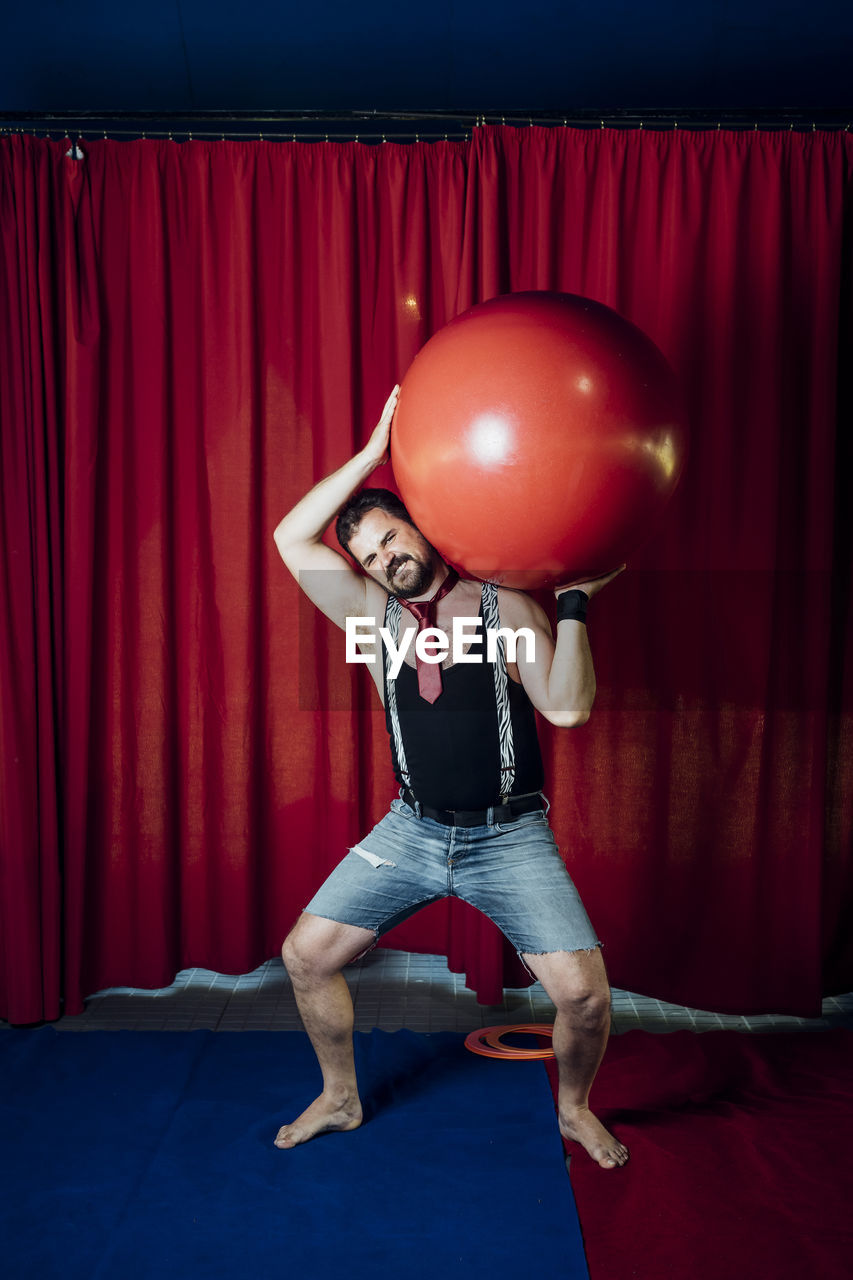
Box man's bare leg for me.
[522,947,629,1169]
[274,912,376,1149]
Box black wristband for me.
[556,589,589,624]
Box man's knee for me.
[281,928,305,978]
[564,981,611,1029]
[281,920,324,981]
[557,960,611,1028]
[527,947,611,1024]
[281,913,374,982]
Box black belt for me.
[401,789,545,828]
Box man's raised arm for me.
[501,567,624,728]
[272,386,399,629]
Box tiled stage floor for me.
[7,948,852,1035]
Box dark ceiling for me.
[2,0,852,131]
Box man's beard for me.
[385,553,436,598]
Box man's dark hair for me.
[335,488,416,556]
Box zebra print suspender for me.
[383,594,411,788]
[383,582,517,800]
[481,581,517,800]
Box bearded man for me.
[272,386,627,1169]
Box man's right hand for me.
[363,384,400,469]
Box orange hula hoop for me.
[464,1024,556,1060]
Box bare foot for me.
[559,1104,629,1169]
[273,1091,363,1149]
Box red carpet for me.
[549,1029,853,1280]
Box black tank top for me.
[382,585,544,810]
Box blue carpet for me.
[1,1028,588,1279]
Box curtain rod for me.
[2,109,851,140]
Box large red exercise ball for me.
[391,291,688,589]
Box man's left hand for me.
[554,565,626,600]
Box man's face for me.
[347,507,438,598]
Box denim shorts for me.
[304,796,600,957]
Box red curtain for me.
[1,127,851,1024]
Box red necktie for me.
[398,568,459,704]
